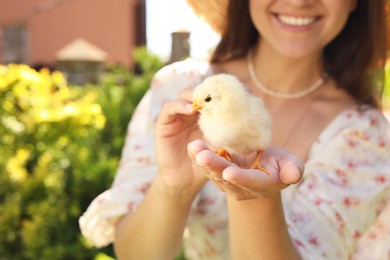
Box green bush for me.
[0,47,163,260]
[384,63,390,108]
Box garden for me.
[0,47,163,260]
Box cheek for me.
[324,2,354,43]
[249,0,270,34]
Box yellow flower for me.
[89,104,102,115]
[18,65,40,83]
[51,70,67,86]
[34,109,51,122]
[57,136,69,148]
[1,116,25,134]
[44,170,62,189]
[6,148,31,182]
[2,64,106,129]
[63,104,79,117]
[0,65,9,91]
[94,115,106,129]
[2,99,14,113]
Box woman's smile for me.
[273,13,321,33]
[276,14,317,27]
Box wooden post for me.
[169,30,190,63]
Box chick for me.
[192,74,272,175]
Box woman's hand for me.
[187,140,304,200]
[154,89,208,197]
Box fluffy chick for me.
[192,74,272,175]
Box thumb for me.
[279,154,304,184]
[187,139,209,161]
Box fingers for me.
[156,88,196,126]
[188,142,305,200]
[187,140,208,161]
[188,139,233,179]
[222,166,269,185]
[222,166,287,198]
[262,146,304,185]
[278,154,304,185]
[194,149,233,174]
[191,147,251,197]
[156,100,194,126]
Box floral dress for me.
[79,59,390,260]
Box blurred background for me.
[0,0,220,69]
[0,1,388,259]
[0,0,218,259]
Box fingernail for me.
[185,103,193,111]
[187,141,195,153]
[222,171,231,181]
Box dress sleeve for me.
[283,108,390,259]
[78,59,212,247]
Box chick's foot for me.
[250,150,271,175]
[215,148,232,162]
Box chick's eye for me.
[205,96,212,102]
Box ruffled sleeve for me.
[283,107,390,259]
[78,59,212,247]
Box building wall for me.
[0,0,144,67]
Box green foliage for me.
[0,47,163,259]
[94,253,116,260]
[384,63,390,108]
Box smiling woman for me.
[80,1,390,259]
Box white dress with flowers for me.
[79,59,390,260]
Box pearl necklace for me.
[247,49,328,99]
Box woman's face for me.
[249,0,357,59]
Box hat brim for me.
[186,0,228,34]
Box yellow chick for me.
[192,74,272,175]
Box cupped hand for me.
[187,140,304,200]
[155,88,208,195]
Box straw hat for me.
[186,0,228,34]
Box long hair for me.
[210,0,387,108]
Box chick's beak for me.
[191,100,203,112]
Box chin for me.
[277,43,322,60]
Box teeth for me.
[278,15,316,26]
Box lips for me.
[277,14,318,26]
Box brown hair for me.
[210,0,387,108]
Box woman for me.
[80,0,390,259]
